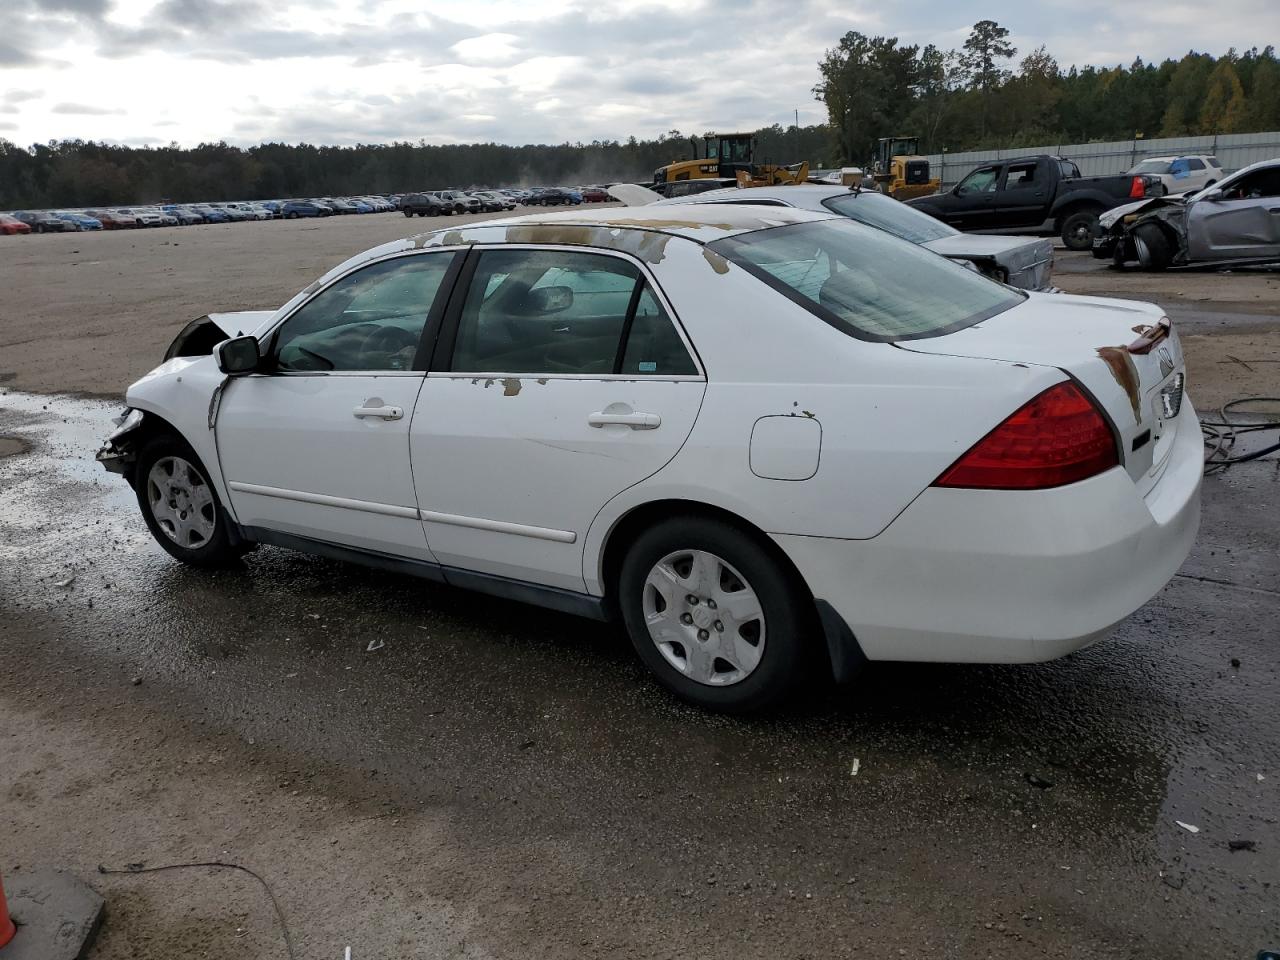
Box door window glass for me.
[619,287,697,376]
[1221,169,1280,200]
[1186,158,1205,171]
[1004,162,1037,188]
[450,249,698,376]
[452,250,638,375]
[274,253,454,372]
[956,167,999,196]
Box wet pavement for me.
[2,389,1278,958]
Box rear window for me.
[820,191,956,244]
[709,219,1023,342]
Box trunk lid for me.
[900,292,1186,495]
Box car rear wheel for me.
[1133,222,1173,270]
[135,435,246,567]
[618,517,810,713]
[1060,209,1102,251]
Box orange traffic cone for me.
[0,874,15,949]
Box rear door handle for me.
[588,411,661,430]
[353,404,403,421]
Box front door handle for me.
[353,403,403,421]
[588,411,661,430]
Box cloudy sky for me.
[2,0,1277,148]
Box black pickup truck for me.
[905,155,1164,250]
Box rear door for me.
[409,246,706,592]
[1186,166,1280,261]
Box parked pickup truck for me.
[906,155,1165,250]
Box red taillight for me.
[934,381,1119,490]
[1129,176,1146,198]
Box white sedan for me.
[98,205,1201,712]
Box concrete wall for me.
[924,131,1280,187]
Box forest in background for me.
[2,22,1278,209]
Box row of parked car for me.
[397,185,612,217]
[0,195,403,234]
[1,185,618,235]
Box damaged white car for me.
[99,205,1200,712]
[1094,158,1280,270]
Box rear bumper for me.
[778,401,1202,663]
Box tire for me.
[618,516,811,713]
[1133,222,1173,271]
[134,434,246,568]
[1060,209,1102,251]
[287,211,298,219]
[403,209,413,217]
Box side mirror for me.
[214,335,260,375]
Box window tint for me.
[450,249,696,376]
[711,219,1023,342]
[822,191,956,243]
[1207,157,1221,167]
[1186,158,1205,171]
[620,287,697,376]
[956,167,998,195]
[1004,162,1036,187]
[274,253,454,372]
[1221,169,1280,200]
[1059,160,1081,178]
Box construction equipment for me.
[871,136,940,201]
[654,133,809,187]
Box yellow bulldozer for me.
[654,132,809,188]
[870,136,940,201]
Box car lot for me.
[1,209,1278,957]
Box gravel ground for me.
[1,212,1278,959]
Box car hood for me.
[900,292,1184,492]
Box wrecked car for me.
[98,205,1200,713]
[1095,158,1280,270]
[654,183,1056,291]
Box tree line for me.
[815,25,1280,164]
[0,126,830,210]
[2,26,1278,209]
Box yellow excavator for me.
[654,132,809,187]
[870,136,940,200]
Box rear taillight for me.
[1129,176,1147,198]
[933,381,1119,490]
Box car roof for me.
[656,183,848,208]
[311,203,837,288]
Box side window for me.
[274,253,455,372]
[1059,161,1081,179]
[449,249,698,377]
[956,167,999,196]
[1223,169,1280,200]
[1003,162,1036,188]
[451,250,639,375]
[1186,158,1205,171]
[620,287,697,376]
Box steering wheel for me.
[362,325,419,367]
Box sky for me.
[2,0,1278,149]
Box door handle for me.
[353,404,403,421]
[588,411,661,430]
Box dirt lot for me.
[1,210,1278,407]
[2,212,1279,959]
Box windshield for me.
[1129,160,1172,175]
[821,191,957,244]
[709,219,1023,342]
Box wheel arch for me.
[594,497,865,683]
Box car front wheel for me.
[619,517,810,713]
[135,435,246,567]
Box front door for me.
[1187,166,1280,261]
[993,159,1045,228]
[216,249,461,560]
[410,246,706,592]
[944,165,1001,230]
